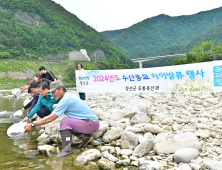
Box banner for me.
[76,61,222,93]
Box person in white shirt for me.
[75,63,86,100]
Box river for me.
[0,91,85,170]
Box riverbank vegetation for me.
[173,41,222,65]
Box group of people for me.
[19,64,99,157]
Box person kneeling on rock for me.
[24,80,100,157]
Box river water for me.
[0,91,85,170]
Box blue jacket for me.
[27,92,59,119]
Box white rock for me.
[36,132,50,143]
[121,131,139,150]
[125,126,143,133]
[131,161,139,166]
[120,149,133,156]
[182,110,191,116]
[133,140,154,157]
[195,130,211,138]
[144,132,154,140]
[174,118,189,124]
[102,126,124,143]
[109,109,124,121]
[144,124,163,134]
[101,146,113,152]
[138,136,148,143]
[161,117,173,125]
[178,163,192,170]
[189,163,201,170]
[204,98,218,104]
[94,108,111,120]
[130,156,138,161]
[152,113,168,121]
[204,160,222,170]
[130,112,150,125]
[174,148,200,163]
[38,145,56,158]
[196,123,210,130]
[138,160,164,170]
[92,121,109,139]
[98,158,115,170]
[73,149,101,166]
[154,132,201,155]
[105,119,120,127]
[124,99,148,118]
[107,153,119,162]
[116,159,131,166]
[173,124,182,131]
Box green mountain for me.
[156,19,222,55]
[0,0,134,69]
[101,6,222,59]
[179,20,222,53]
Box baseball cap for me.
[48,80,63,92]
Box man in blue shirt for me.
[22,82,60,122]
[24,80,100,157]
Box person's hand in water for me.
[22,117,29,123]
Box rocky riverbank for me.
[21,91,222,170]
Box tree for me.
[65,65,76,80]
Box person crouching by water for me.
[22,82,60,122]
[24,80,100,157]
[21,84,37,115]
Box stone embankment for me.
[24,91,222,169]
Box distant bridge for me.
[132,53,186,68]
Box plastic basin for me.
[13,110,23,118]
[23,98,31,107]
[7,122,27,140]
[12,88,21,96]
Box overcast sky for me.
[52,0,222,32]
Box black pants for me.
[37,106,51,118]
[79,93,86,100]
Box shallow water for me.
[0,93,85,170]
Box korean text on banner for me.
[75,61,222,93]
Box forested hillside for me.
[179,21,222,53]
[101,6,222,59]
[0,0,134,69]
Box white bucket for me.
[23,98,31,107]
[12,88,21,96]
[13,110,23,118]
[7,122,27,140]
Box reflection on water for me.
[0,94,84,170]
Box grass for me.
[0,60,99,88]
